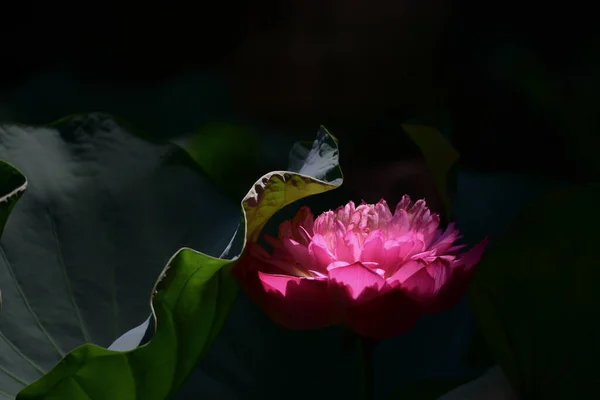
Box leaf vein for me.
[0,244,65,357]
[0,387,13,399]
[0,331,45,374]
[47,211,92,343]
[0,363,28,386]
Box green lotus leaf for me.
[0,118,341,399]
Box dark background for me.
[2,0,599,180]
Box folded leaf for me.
[402,124,459,217]
[11,124,342,399]
[0,160,27,315]
[0,114,241,399]
[0,161,27,238]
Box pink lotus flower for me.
[234,195,487,339]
